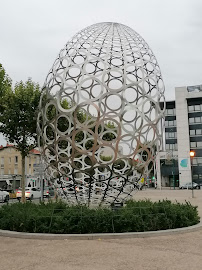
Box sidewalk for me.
[1,189,202,270]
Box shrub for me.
[0,199,199,233]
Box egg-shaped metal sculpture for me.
[37,22,165,206]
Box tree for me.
[0,64,12,114]
[0,78,41,202]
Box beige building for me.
[0,144,41,189]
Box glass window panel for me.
[197,141,202,147]
[189,105,194,112]
[190,130,195,135]
[193,159,197,165]
[189,118,194,123]
[190,142,196,148]
[193,174,198,179]
[195,117,201,123]
[175,143,178,150]
[168,133,174,138]
[198,158,202,166]
[195,105,200,111]
[171,144,175,150]
[167,109,173,115]
[196,129,201,135]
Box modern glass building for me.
[158,84,202,188]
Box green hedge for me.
[0,200,199,234]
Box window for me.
[165,120,176,127]
[166,109,175,116]
[189,129,202,136]
[193,159,197,165]
[189,118,194,124]
[195,117,201,123]
[14,167,18,174]
[190,130,195,136]
[198,159,202,166]
[1,157,4,164]
[9,157,11,164]
[189,117,202,124]
[197,141,202,147]
[166,132,177,138]
[195,105,201,111]
[190,142,197,148]
[15,156,18,163]
[165,143,177,150]
[192,158,202,166]
[196,129,202,135]
[188,105,194,112]
[191,141,202,148]
[188,104,202,112]
[166,132,175,138]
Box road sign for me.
[33,164,45,169]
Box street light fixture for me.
[190,151,195,198]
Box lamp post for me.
[190,151,195,198]
[169,128,175,190]
[12,174,16,194]
[172,151,175,190]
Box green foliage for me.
[100,155,112,161]
[0,78,41,156]
[0,200,199,233]
[0,64,12,114]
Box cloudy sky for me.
[0,0,202,145]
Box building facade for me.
[158,84,202,187]
[0,144,41,189]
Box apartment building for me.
[0,144,41,188]
[158,84,202,187]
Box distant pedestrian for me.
[28,182,31,187]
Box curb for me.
[0,222,201,240]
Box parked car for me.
[16,187,41,201]
[179,182,200,189]
[0,188,9,202]
[43,186,54,198]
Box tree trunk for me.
[21,155,26,203]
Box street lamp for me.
[169,128,175,190]
[190,151,195,198]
